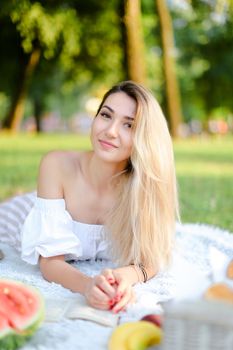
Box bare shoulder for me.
[39,150,83,172]
[38,150,83,198]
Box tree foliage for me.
[0,0,123,129]
[171,0,233,121]
[0,0,232,132]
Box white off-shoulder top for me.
[20,197,110,265]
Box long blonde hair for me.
[97,81,179,271]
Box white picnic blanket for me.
[0,223,233,350]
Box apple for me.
[141,314,163,328]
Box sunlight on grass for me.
[176,163,232,177]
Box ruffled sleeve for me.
[20,197,82,265]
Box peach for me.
[141,314,163,328]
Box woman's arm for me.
[114,264,157,285]
[40,255,117,310]
[37,153,117,309]
[39,255,91,294]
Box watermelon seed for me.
[3,287,10,294]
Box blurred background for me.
[0,0,232,231]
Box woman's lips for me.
[99,139,118,149]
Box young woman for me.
[0,81,179,313]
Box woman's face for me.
[91,92,136,167]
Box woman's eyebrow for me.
[102,105,114,113]
[124,116,134,121]
[102,105,134,120]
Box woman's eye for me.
[100,112,111,119]
[124,122,132,128]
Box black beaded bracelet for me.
[130,263,148,283]
[138,263,148,283]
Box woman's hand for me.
[101,269,136,313]
[84,268,136,312]
[84,270,117,310]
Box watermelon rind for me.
[0,279,45,350]
[0,331,29,350]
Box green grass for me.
[0,132,232,232]
[174,137,233,232]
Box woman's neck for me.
[84,151,126,192]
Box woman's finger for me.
[111,290,130,313]
[86,290,111,310]
[111,284,136,313]
[95,274,117,299]
[113,277,128,298]
[91,299,111,310]
[101,269,116,285]
[86,286,111,309]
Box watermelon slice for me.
[0,279,44,350]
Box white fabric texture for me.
[0,223,233,349]
[0,194,109,265]
[21,197,109,265]
[21,197,108,265]
[1,193,233,349]
[21,198,82,264]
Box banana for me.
[126,322,162,350]
[108,320,162,350]
[108,322,140,350]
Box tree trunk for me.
[156,0,183,137]
[34,98,43,132]
[122,0,147,85]
[118,0,128,81]
[2,47,41,131]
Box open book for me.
[44,295,119,327]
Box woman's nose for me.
[105,121,119,137]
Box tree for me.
[120,0,147,85]
[172,0,233,122]
[155,0,183,137]
[191,0,233,117]
[3,47,41,130]
[0,0,123,131]
[1,2,82,130]
[0,15,29,126]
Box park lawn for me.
[174,137,233,233]
[0,132,232,233]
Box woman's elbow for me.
[39,255,65,282]
[39,256,52,282]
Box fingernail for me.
[108,278,115,285]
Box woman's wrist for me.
[114,266,140,285]
[79,274,93,295]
